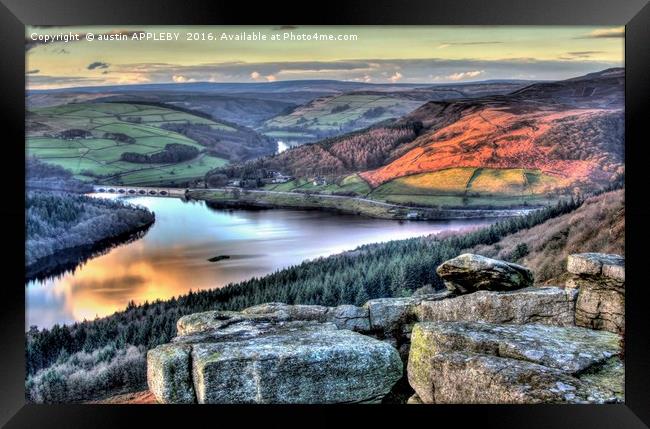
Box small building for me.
[312,177,327,186]
[272,174,293,184]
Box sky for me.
[25,26,624,90]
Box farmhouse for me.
[313,177,327,186]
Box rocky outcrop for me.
[147,343,195,404]
[567,253,625,281]
[415,287,577,326]
[363,290,451,331]
[436,253,534,294]
[566,253,625,334]
[147,252,624,404]
[148,310,402,404]
[408,321,623,404]
[241,302,371,332]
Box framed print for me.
[1,0,649,427]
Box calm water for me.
[26,194,495,329]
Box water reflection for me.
[26,195,494,328]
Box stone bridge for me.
[93,185,188,197]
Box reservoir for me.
[26,194,495,329]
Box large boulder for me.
[408,321,623,404]
[567,253,624,281]
[147,344,195,404]
[242,302,329,322]
[417,352,620,404]
[566,253,625,334]
[364,297,418,332]
[327,304,371,332]
[411,285,444,299]
[243,302,371,332]
[414,287,577,327]
[363,291,450,333]
[436,253,534,294]
[148,310,402,404]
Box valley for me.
[202,69,623,210]
[26,69,624,211]
[188,186,536,220]
[25,68,625,404]
[26,102,274,186]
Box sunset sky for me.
[26,26,624,90]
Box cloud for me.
[250,71,276,82]
[172,75,195,83]
[113,73,151,84]
[438,41,503,48]
[26,74,107,89]
[26,69,40,74]
[567,51,605,56]
[29,57,624,89]
[388,71,403,82]
[559,51,605,60]
[87,61,109,70]
[576,27,624,39]
[445,70,485,81]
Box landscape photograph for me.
[25,25,625,404]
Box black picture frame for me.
[1,0,648,427]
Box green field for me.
[262,168,563,208]
[261,94,424,136]
[27,103,230,186]
[369,168,566,208]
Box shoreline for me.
[188,188,540,221]
[26,217,155,283]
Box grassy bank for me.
[188,188,538,220]
[188,188,400,218]
[467,189,624,284]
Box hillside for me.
[207,121,423,188]
[467,189,624,283]
[258,81,532,143]
[208,69,623,209]
[26,102,274,186]
[361,68,624,194]
[89,93,296,128]
[30,79,431,95]
[260,93,426,142]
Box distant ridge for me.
[29,79,433,94]
[28,78,544,95]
